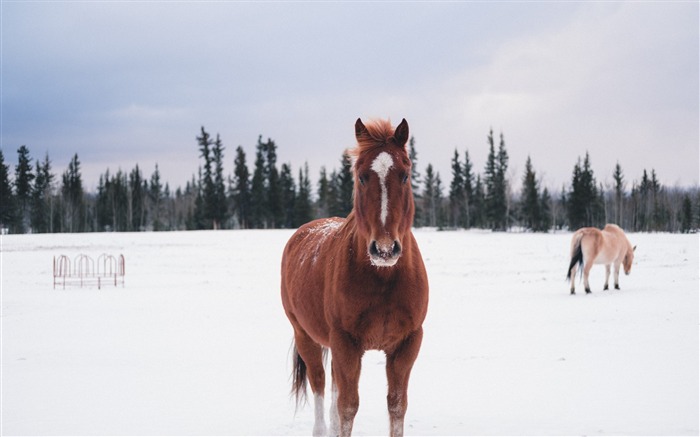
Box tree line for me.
[2,127,698,234]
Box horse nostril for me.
[369,241,380,257]
[392,240,402,257]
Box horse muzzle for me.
[369,239,402,267]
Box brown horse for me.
[567,223,636,294]
[281,118,429,437]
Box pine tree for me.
[539,187,552,232]
[484,130,509,230]
[197,127,216,229]
[149,164,165,231]
[14,145,34,232]
[409,136,422,227]
[129,165,146,231]
[464,150,474,228]
[679,194,693,233]
[448,149,466,228]
[567,152,602,230]
[280,163,296,228]
[521,156,541,231]
[434,171,447,229]
[212,135,227,229]
[264,138,283,228]
[232,146,251,229]
[0,150,15,231]
[250,138,267,228]
[331,152,353,218]
[472,175,486,228]
[61,154,84,232]
[316,166,330,218]
[422,164,438,227]
[30,153,54,233]
[294,163,313,227]
[613,162,625,225]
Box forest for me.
[1,126,698,234]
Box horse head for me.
[350,118,414,267]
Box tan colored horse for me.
[567,224,636,294]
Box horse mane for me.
[347,119,398,166]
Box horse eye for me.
[402,174,408,184]
[358,175,366,186]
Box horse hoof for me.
[603,285,609,291]
[615,285,620,290]
[585,288,591,294]
[570,289,575,295]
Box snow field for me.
[1,230,698,435]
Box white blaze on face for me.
[370,151,394,226]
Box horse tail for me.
[291,344,308,410]
[567,233,584,280]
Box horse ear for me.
[355,118,369,140]
[392,118,409,147]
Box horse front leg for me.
[330,331,362,437]
[386,328,423,437]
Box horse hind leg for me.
[583,262,593,294]
[614,262,621,290]
[292,330,328,437]
[604,265,611,290]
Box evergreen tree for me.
[14,145,34,232]
[129,165,146,231]
[30,153,54,233]
[484,130,509,230]
[294,163,313,227]
[330,152,353,218]
[567,152,603,229]
[197,127,216,229]
[422,164,438,227]
[0,150,15,231]
[408,136,422,227]
[149,164,165,231]
[212,135,227,229]
[61,154,84,232]
[463,150,474,228]
[316,166,331,218]
[434,171,447,229]
[264,137,283,228]
[232,146,251,229]
[613,162,625,225]
[250,139,267,228]
[280,163,296,228]
[521,156,541,231]
[539,187,552,232]
[680,194,693,233]
[472,175,486,228]
[448,149,466,228]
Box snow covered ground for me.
[1,229,698,436]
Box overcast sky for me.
[2,1,698,193]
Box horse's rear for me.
[567,224,635,294]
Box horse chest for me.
[338,289,417,351]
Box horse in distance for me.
[280,118,429,437]
[567,223,636,294]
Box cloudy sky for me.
[2,1,698,193]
